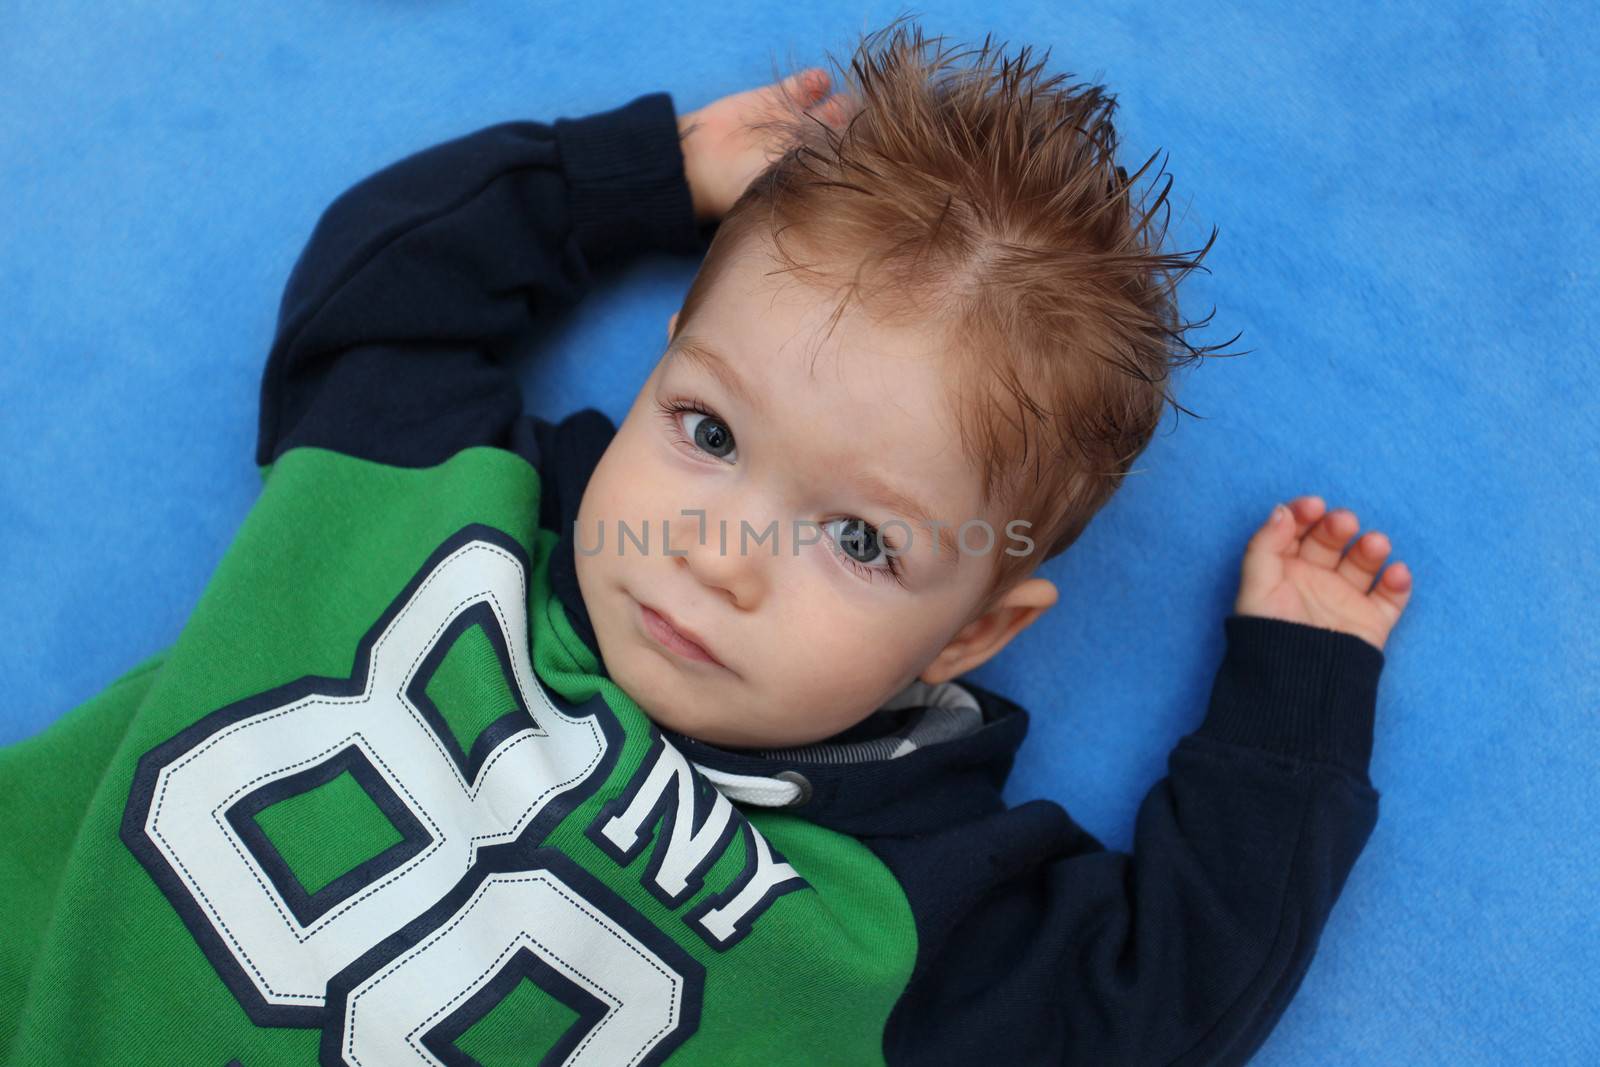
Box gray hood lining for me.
[749,679,984,765]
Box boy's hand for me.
[1234,496,1413,651]
[676,69,854,223]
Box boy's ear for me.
[918,577,1059,686]
[667,311,680,341]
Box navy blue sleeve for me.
[873,615,1386,1066]
[256,91,708,470]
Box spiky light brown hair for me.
[673,17,1241,611]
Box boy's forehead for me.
[666,323,946,439]
[676,270,951,439]
[693,253,944,402]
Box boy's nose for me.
[667,506,770,610]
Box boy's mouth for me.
[634,599,729,671]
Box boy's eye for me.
[682,411,736,461]
[830,517,884,565]
[826,515,903,573]
[824,517,904,586]
[654,397,738,464]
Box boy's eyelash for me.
[653,396,907,589]
[825,523,907,587]
[657,396,717,425]
[655,396,719,452]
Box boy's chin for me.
[610,663,711,736]
[632,695,730,744]
[628,690,769,750]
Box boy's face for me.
[574,235,1056,748]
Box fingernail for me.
[1270,504,1286,525]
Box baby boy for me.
[0,22,1412,1067]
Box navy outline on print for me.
[321,845,704,1067]
[119,523,625,1030]
[405,598,537,789]
[682,822,810,952]
[582,731,741,911]
[417,945,610,1067]
[224,743,433,928]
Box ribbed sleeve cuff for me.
[1194,614,1386,778]
[552,91,707,267]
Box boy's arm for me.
[256,91,706,471]
[872,615,1385,1067]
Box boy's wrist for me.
[675,113,717,223]
[1193,613,1386,778]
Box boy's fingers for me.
[1335,530,1390,590]
[1298,508,1357,569]
[1238,505,1291,593]
[808,93,853,127]
[780,68,829,104]
[1282,496,1325,557]
[1372,561,1413,617]
[1249,504,1297,553]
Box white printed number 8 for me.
[121,529,702,1066]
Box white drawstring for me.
[691,763,806,807]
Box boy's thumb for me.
[1238,505,1291,589]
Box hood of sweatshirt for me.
[533,408,1030,839]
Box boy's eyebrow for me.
[666,335,765,414]
[668,333,959,567]
[846,468,959,565]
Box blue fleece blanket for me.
[2,2,1594,1062]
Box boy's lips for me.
[635,599,728,670]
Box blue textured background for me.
[2,2,1595,1062]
